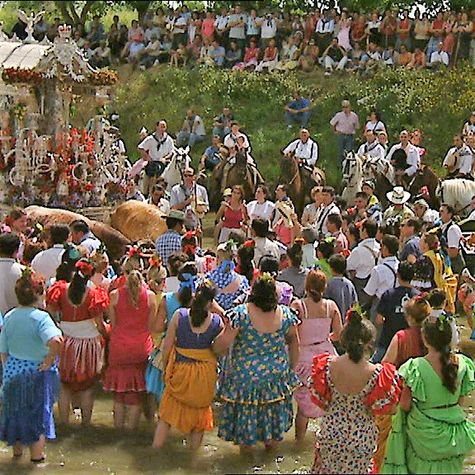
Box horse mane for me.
[280,153,298,178]
[440,179,475,208]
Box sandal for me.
[31,456,46,463]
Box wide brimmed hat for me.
[275,200,295,227]
[386,186,410,205]
[223,188,232,197]
[167,209,185,221]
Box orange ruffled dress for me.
[310,353,402,475]
[46,281,109,392]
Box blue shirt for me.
[0,307,61,361]
[287,97,311,112]
[155,230,182,267]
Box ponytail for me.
[126,270,143,308]
[422,316,458,393]
[305,269,326,303]
[189,281,217,328]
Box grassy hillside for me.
[105,64,474,189]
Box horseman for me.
[356,130,385,162]
[282,128,319,179]
[442,134,473,180]
[386,129,420,187]
[137,120,174,196]
[220,122,262,192]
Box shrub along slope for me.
[112,64,474,188]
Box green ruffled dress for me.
[217,304,300,446]
[382,355,475,474]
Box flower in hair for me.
[345,303,367,323]
[128,246,139,258]
[260,272,275,284]
[243,240,255,249]
[75,260,95,278]
[413,293,429,303]
[183,230,197,241]
[148,255,162,268]
[324,236,336,245]
[428,310,454,331]
[21,267,44,293]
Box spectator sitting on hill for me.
[255,38,279,73]
[212,107,234,140]
[428,42,449,69]
[176,109,206,150]
[285,90,312,129]
[396,44,413,67]
[225,40,242,68]
[233,37,260,71]
[210,39,226,67]
[276,35,300,71]
[139,34,163,69]
[169,42,187,67]
[321,38,348,76]
[91,40,111,68]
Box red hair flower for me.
[128,246,139,258]
[75,260,95,277]
[149,255,162,268]
[243,240,255,249]
[183,230,196,240]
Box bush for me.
[112,64,474,188]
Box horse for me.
[407,165,440,210]
[361,157,394,209]
[436,178,475,217]
[341,151,363,207]
[161,145,192,191]
[209,151,259,207]
[278,153,325,216]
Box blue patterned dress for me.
[205,268,249,311]
[145,292,181,401]
[217,304,300,446]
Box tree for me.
[53,1,113,27]
[123,1,153,22]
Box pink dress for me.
[103,285,153,394]
[294,299,337,418]
[337,20,351,51]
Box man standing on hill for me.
[330,99,360,165]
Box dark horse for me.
[208,151,257,208]
[279,153,325,216]
[407,165,440,210]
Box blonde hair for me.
[126,270,143,308]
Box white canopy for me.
[0,41,49,69]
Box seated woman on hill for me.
[255,39,279,73]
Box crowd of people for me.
[8,6,475,72]
[0,96,475,470]
[0,5,475,473]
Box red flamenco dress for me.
[310,353,402,474]
[46,281,109,392]
[103,285,153,405]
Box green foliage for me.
[112,65,473,189]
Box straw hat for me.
[386,186,410,205]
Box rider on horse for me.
[386,129,420,187]
[282,128,319,181]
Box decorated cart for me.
[0,12,128,212]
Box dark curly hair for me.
[248,275,278,312]
[340,313,375,363]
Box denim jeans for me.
[337,133,354,163]
[285,110,311,128]
[176,131,206,149]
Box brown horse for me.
[209,152,258,208]
[407,165,440,209]
[279,154,325,216]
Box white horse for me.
[162,145,192,191]
[436,179,475,217]
[362,156,396,185]
[341,151,364,206]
